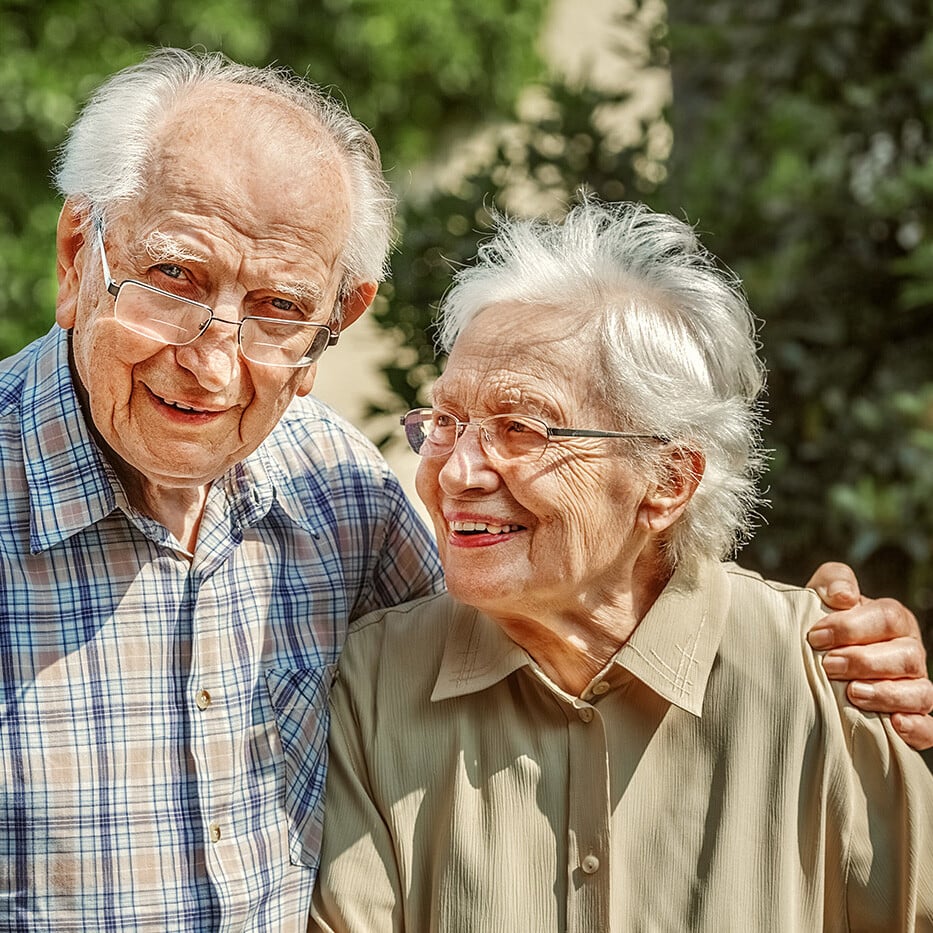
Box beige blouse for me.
[311,561,933,932]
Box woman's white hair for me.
[437,198,767,575]
[54,47,395,307]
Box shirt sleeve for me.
[309,641,406,932]
[351,467,443,621]
[838,705,933,929]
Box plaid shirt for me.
[0,327,443,931]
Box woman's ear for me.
[638,447,705,533]
[55,200,88,329]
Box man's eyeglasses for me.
[400,408,666,462]
[95,222,338,368]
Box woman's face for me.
[416,301,655,622]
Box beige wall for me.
[311,313,429,524]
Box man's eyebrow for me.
[143,231,208,265]
[272,280,324,304]
[141,232,324,303]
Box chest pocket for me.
[265,664,336,869]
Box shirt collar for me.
[21,329,118,553]
[612,558,731,716]
[432,602,532,701]
[20,328,288,553]
[432,559,731,717]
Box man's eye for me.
[155,263,185,280]
[257,296,309,320]
[504,419,531,433]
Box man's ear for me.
[55,200,87,329]
[295,282,378,398]
[337,282,378,332]
[295,361,319,398]
[638,447,705,533]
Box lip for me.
[145,385,228,422]
[444,512,526,548]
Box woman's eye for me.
[433,413,455,427]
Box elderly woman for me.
[310,200,933,931]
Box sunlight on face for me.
[416,301,653,622]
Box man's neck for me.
[120,473,210,555]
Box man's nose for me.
[174,313,241,391]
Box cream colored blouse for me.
[311,561,933,932]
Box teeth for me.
[450,520,521,534]
[164,398,200,412]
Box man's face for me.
[56,86,368,493]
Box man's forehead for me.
[137,229,325,301]
[157,82,335,155]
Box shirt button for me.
[592,681,610,696]
[581,854,600,874]
[208,822,222,843]
[196,689,212,711]
[578,707,594,723]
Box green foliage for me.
[662,0,933,627]
[0,0,548,359]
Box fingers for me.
[808,598,923,650]
[803,567,933,753]
[849,680,933,751]
[805,561,861,609]
[891,713,933,752]
[846,677,933,716]
[819,636,928,681]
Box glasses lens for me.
[402,411,549,460]
[403,410,459,457]
[483,414,549,461]
[114,282,211,345]
[240,318,331,367]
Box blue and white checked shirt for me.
[0,326,443,931]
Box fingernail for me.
[821,654,848,675]
[826,581,856,601]
[849,682,875,700]
[808,628,833,649]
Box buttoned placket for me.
[565,693,612,933]
[186,485,259,929]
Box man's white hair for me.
[54,47,395,312]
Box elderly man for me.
[0,50,441,930]
[310,200,933,931]
[0,50,928,931]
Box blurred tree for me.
[0,0,548,357]
[662,0,933,629]
[377,0,933,639]
[373,1,671,425]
